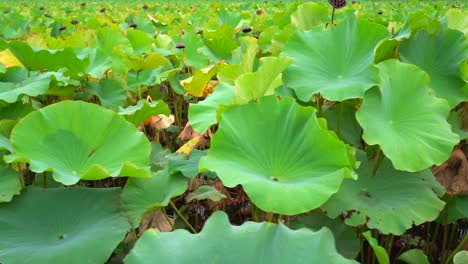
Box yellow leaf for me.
[176,136,201,156]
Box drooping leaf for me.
[199,96,356,215]
[399,29,468,108]
[234,56,292,104]
[323,101,363,148]
[6,101,151,185]
[188,82,235,133]
[0,187,130,264]
[121,168,187,227]
[86,78,127,109]
[0,167,21,202]
[0,73,54,103]
[168,150,206,179]
[291,212,360,259]
[398,249,430,264]
[186,185,227,202]
[290,2,328,30]
[362,231,390,264]
[437,195,468,224]
[202,24,238,61]
[180,61,225,97]
[218,37,258,85]
[356,60,460,172]
[119,99,170,126]
[323,151,446,235]
[282,12,390,102]
[125,211,358,263]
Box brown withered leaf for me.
[433,148,468,195]
[179,122,201,141]
[152,114,174,129]
[138,209,174,236]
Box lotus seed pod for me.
[329,0,347,9]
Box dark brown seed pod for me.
[142,5,148,10]
[242,27,252,33]
[59,25,66,31]
[328,0,347,9]
[129,23,137,29]
[44,13,51,18]
[71,20,78,25]
[197,29,203,35]
[3,10,10,14]
[378,11,383,15]
[80,3,86,7]
[99,8,106,13]
[256,9,262,15]
[39,7,44,10]
[176,42,185,49]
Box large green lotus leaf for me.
[7,41,88,74]
[0,135,12,153]
[121,168,187,227]
[281,12,390,102]
[399,29,468,108]
[323,152,446,235]
[86,78,127,109]
[362,231,389,264]
[291,212,360,259]
[396,11,443,40]
[199,96,356,215]
[0,187,130,264]
[125,211,357,264]
[186,185,227,202]
[0,167,21,202]
[356,60,460,171]
[5,101,151,185]
[290,2,328,30]
[188,82,235,133]
[216,8,243,29]
[218,37,258,85]
[119,99,170,127]
[0,101,34,120]
[125,52,170,72]
[398,249,430,264]
[0,72,54,103]
[234,56,292,104]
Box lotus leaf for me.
[118,99,170,127]
[199,96,356,215]
[323,151,445,235]
[291,213,360,259]
[399,29,468,108]
[125,211,357,264]
[6,101,151,185]
[398,249,430,264]
[121,168,187,227]
[0,167,21,202]
[290,2,328,30]
[186,185,227,202]
[356,60,460,171]
[188,82,235,133]
[454,251,468,264]
[0,187,130,264]
[282,12,390,102]
[363,231,389,264]
[0,72,54,103]
[168,149,206,179]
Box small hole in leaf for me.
[58,235,65,240]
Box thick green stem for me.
[169,201,196,233]
[337,103,343,137]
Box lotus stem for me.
[169,200,196,233]
[337,103,343,137]
[444,234,468,264]
[267,212,274,223]
[330,7,336,26]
